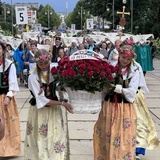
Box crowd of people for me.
[0,32,159,160]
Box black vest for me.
[104,76,132,103]
[29,81,58,106]
[0,63,13,95]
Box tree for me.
[65,12,72,28]
[38,5,61,28]
[81,0,160,36]
[67,0,92,30]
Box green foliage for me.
[66,0,92,30]
[154,38,160,57]
[72,0,160,35]
[152,24,160,38]
[65,12,72,28]
[0,22,17,36]
[38,5,61,28]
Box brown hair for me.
[34,49,51,95]
[0,42,6,72]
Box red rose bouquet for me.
[51,56,117,94]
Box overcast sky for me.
[2,0,79,13]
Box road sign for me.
[86,19,93,30]
[15,6,28,25]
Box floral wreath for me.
[33,53,52,62]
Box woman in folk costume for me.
[0,42,21,156]
[24,49,72,160]
[93,45,139,160]
[134,61,159,160]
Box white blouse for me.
[0,59,19,92]
[28,65,55,109]
[134,61,149,93]
[122,63,140,103]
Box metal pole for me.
[81,6,82,31]
[113,0,114,30]
[47,6,49,28]
[130,0,133,33]
[11,0,13,35]
[3,5,6,23]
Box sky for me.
[2,0,79,13]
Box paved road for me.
[1,58,159,160]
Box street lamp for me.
[78,6,85,31]
[2,5,10,23]
[45,6,52,28]
[106,1,114,30]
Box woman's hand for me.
[3,97,11,109]
[114,84,123,94]
[63,102,73,113]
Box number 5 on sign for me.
[15,6,28,25]
[86,19,93,30]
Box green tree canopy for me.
[38,5,61,28]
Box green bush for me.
[0,21,17,36]
[152,24,160,39]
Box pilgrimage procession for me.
[0,0,160,160]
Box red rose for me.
[89,60,98,67]
[79,63,85,69]
[87,65,93,71]
[110,65,118,73]
[94,67,100,72]
[69,70,76,77]
[59,65,64,71]
[58,57,68,65]
[100,72,106,78]
[66,62,71,68]
[72,61,78,67]
[79,69,84,74]
[87,71,93,77]
[107,69,112,74]
[62,71,68,77]
[108,75,113,80]
[99,65,105,70]
[51,67,58,75]
[103,63,109,69]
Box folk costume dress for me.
[93,62,140,160]
[134,62,159,155]
[0,59,21,156]
[24,65,67,160]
